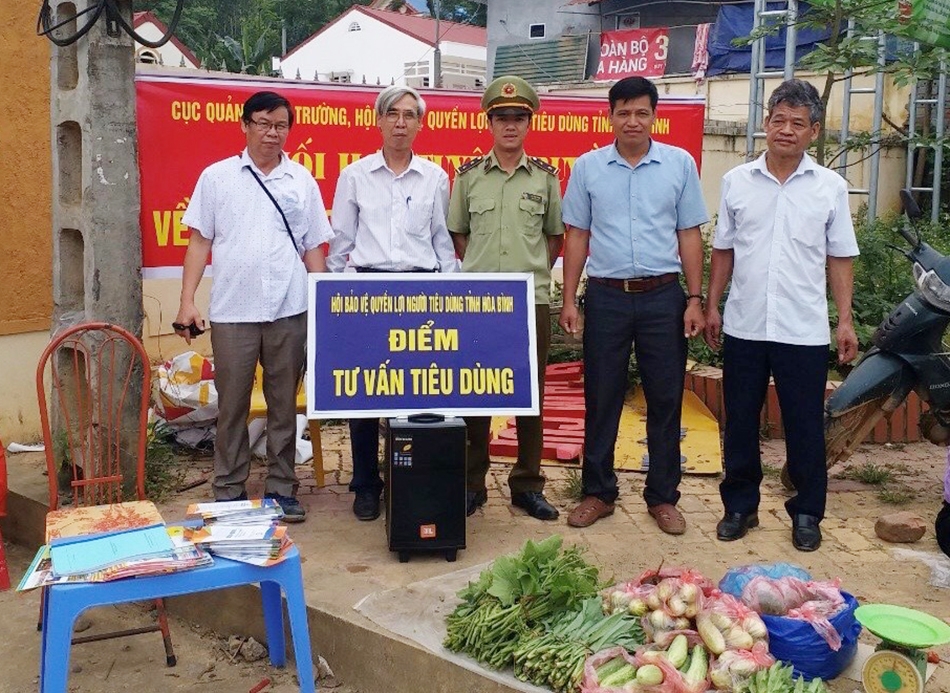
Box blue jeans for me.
[720,336,829,519]
[581,279,686,506]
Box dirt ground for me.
[5,427,950,693]
[0,542,363,693]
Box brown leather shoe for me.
[567,496,615,528]
[648,503,686,535]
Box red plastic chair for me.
[0,440,10,591]
[35,322,175,663]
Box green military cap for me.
[481,75,540,115]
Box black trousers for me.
[720,335,829,519]
[581,279,686,506]
[348,266,436,495]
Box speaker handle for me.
[407,413,445,424]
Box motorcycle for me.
[782,189,950,488]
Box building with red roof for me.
[132,11,200,69]
[278,6,486,90]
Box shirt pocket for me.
[468,197,496,235]
[407,198,435,238]
[790,205,828,247]
[274,190,306,236]
[518,196,544,236]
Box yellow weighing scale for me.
[854,604,950,693]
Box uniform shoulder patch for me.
[529,156,558,176]
[455,156,483,175]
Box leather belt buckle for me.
[623,278,643,293]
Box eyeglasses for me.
[248,118,290,133]
[384,109,420,123]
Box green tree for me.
[426,0,486,26]
[136,0,375,70]
[743,0,945,167]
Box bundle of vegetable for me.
[708,642,775,690]
[735,662,828,693]
[444,535,600,669]
[695,594,768,655]
[514,596,645,692]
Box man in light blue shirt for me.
[559,76,708,534]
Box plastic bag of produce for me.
[581,646,641,692]
[741,577,846,649]
[708,641,775,690]
[718,563,811,598]
[695,593,769,654]
[760,592,861,680]
[633,567,716,597]
[635,643,709,693]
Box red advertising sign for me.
[595,28,670,81]
[135,73,703,276]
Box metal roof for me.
[493,34,590,85]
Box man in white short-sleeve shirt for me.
[328,85,456,522]
[175,91,333,522]
[704,79,860,551]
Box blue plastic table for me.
[39,545,315,693]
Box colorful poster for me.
[307,274,538,418]
[594,29,670,80]
[135,73,705,277]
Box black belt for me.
[589,273,678,293]
[355,266,438,273]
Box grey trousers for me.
[210,313,307,500]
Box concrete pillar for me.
[49,0,144,493]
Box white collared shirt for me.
[327,151,457,273]
[713,153,859,345]
[182,149,334,323]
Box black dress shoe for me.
[716,511,759,541]
[466,489,487,517]
[511,491,560,521]
[353,490,381,521]
[792,514,822,551]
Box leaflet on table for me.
[185,498,283,524]
[212,538,294,567]
[185,523,280,544]
[50,523,176,576]
[17,544,212,591]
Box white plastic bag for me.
[155,351,218,428]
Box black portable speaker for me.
[385,414,466,563]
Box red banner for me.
[135,74,704,275]
[595,29,670,81]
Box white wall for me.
[135,22,199,69]
[280,9,485,86]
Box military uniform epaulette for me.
[529,156,557,176]
[455,156,484,176]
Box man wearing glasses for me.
[448,75,564,521]
[328,85,456,521]
[175,91,333,522]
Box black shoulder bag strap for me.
[245,164,301,255]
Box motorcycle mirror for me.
[900,188,924,220]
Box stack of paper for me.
[185,499,284,525]
[184,523,291,567]
[18,522,213,592]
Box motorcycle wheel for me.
[779,395,889,491]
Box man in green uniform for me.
[448,75,564,521]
